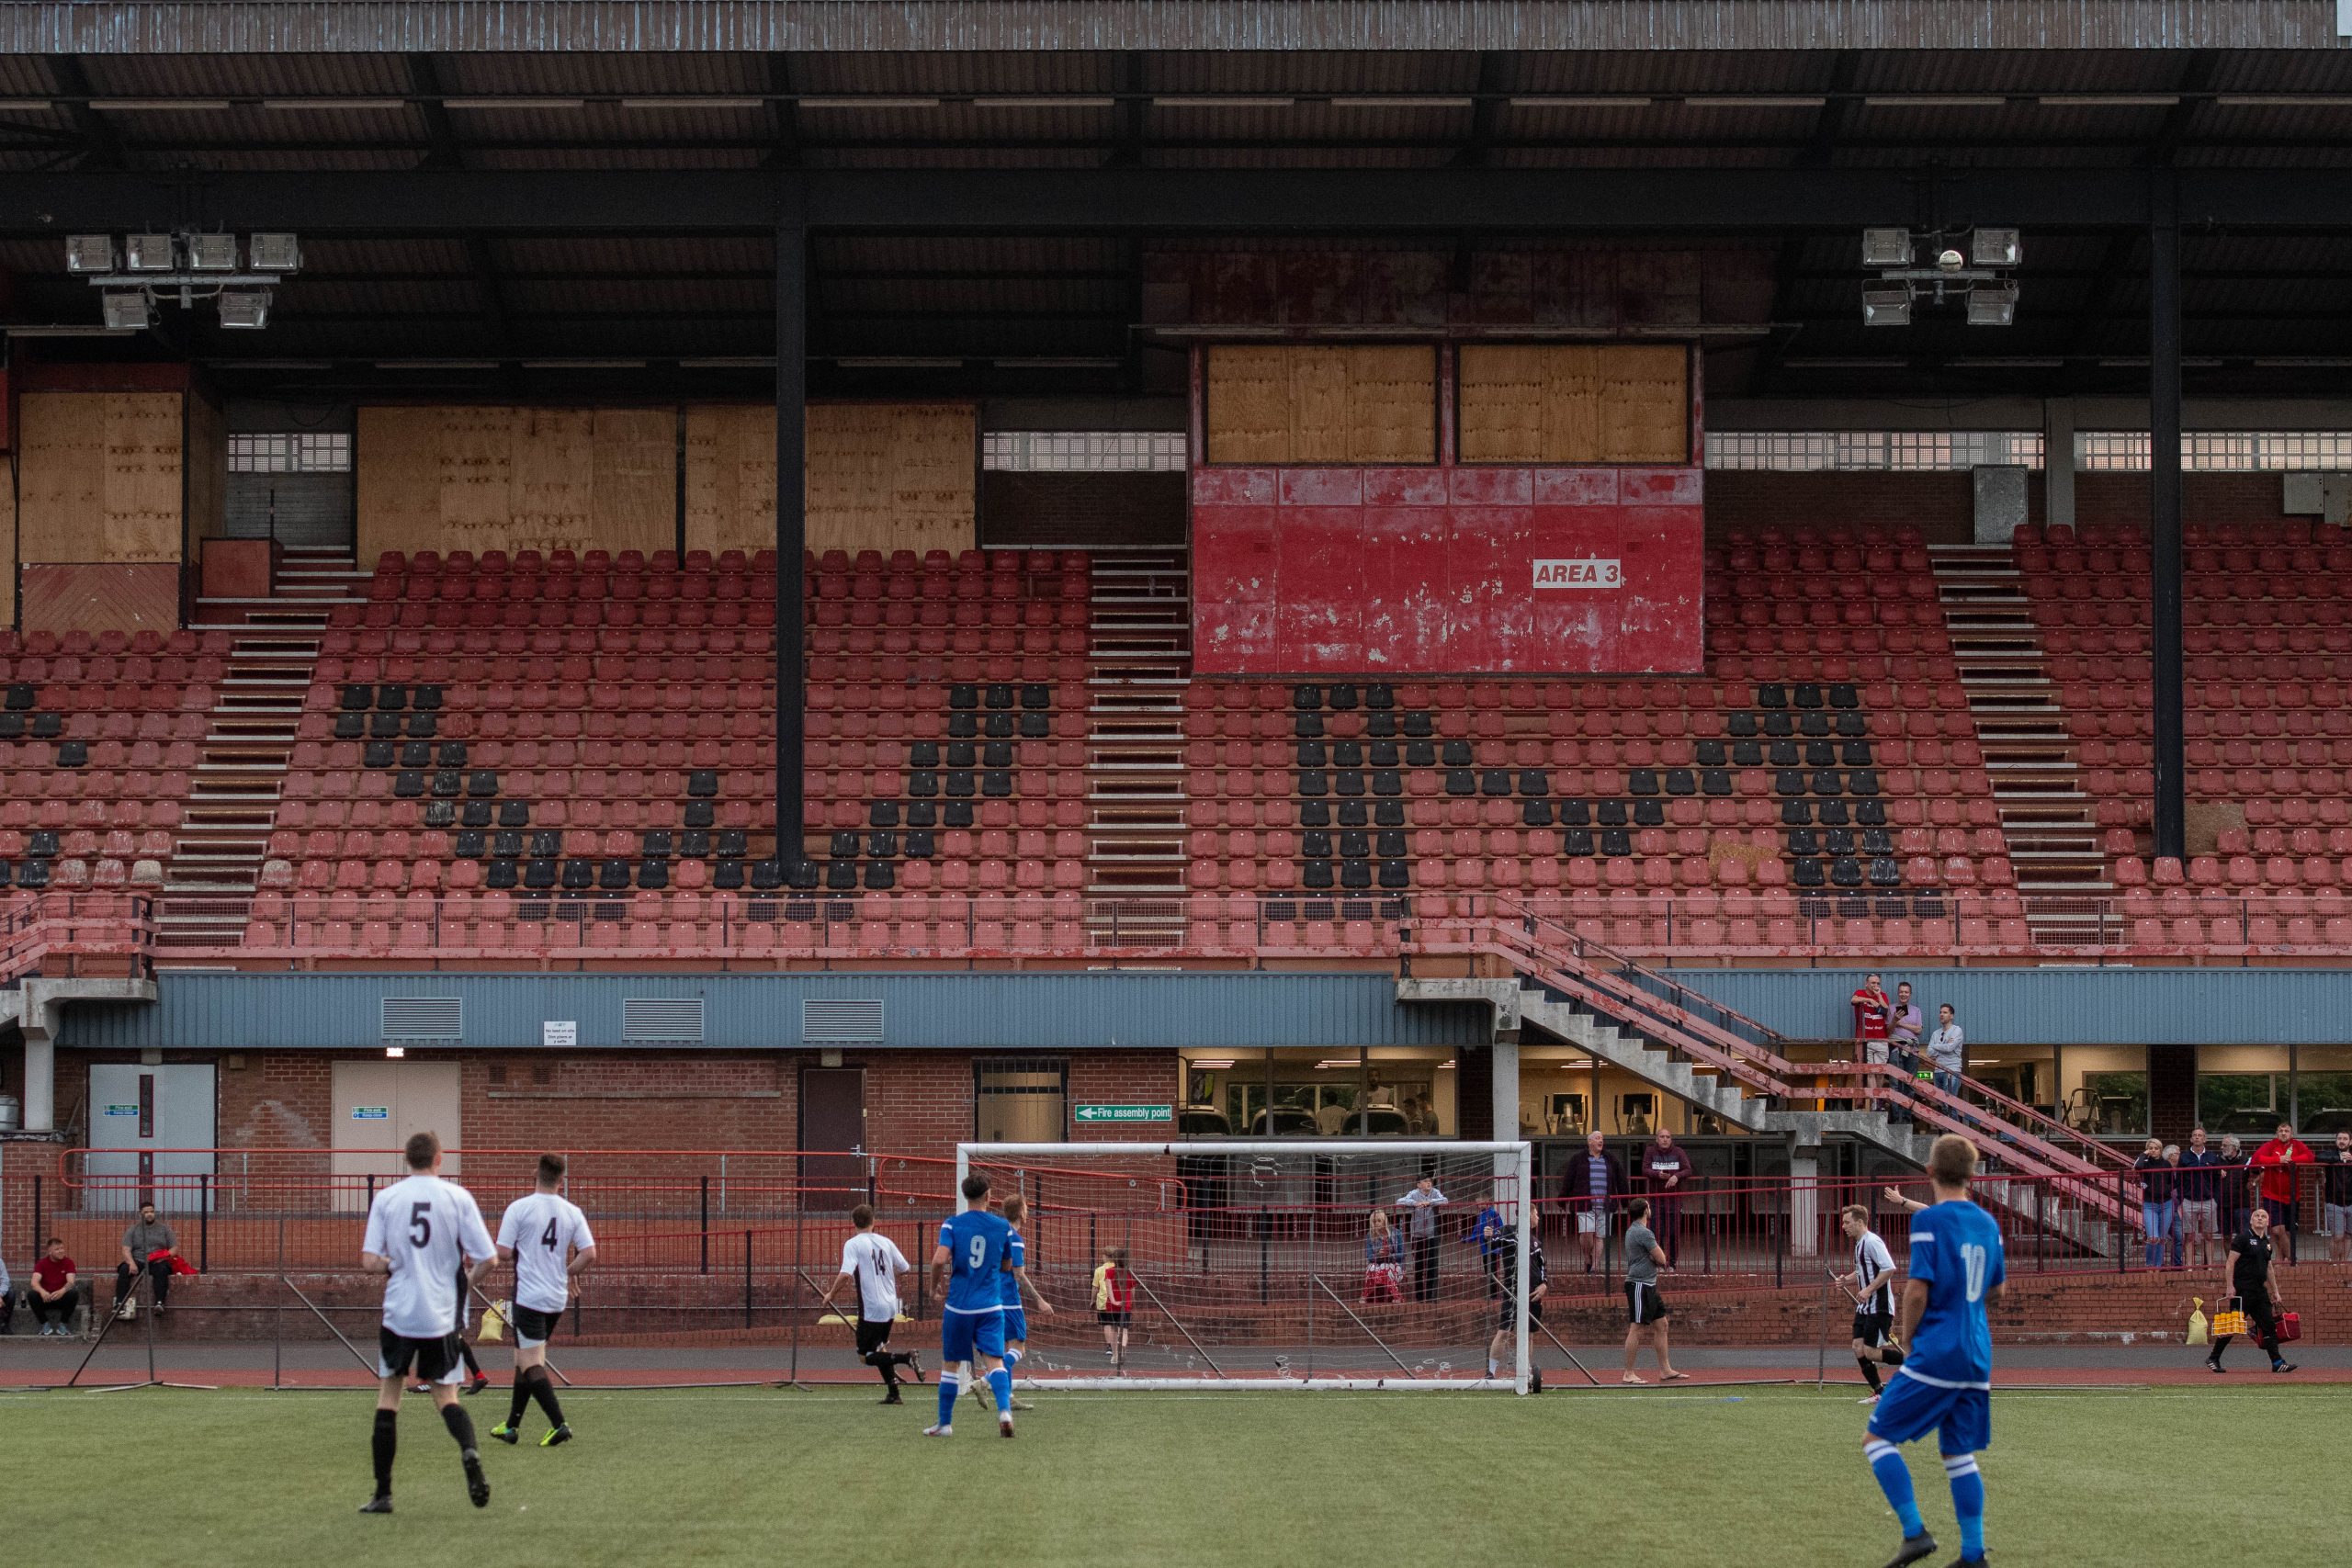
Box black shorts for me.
[854,1317,896,1358]
[511,1303,563,1348]
[1498,1296,1544,1331]
[1098,1309,1132,1327]
[1853,1307,1894,1348]
[1624,1280,1669,1325]
[378,1327,464,1384]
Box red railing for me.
[0,891,155,984]
[30,1150,2285,1289]
[144,888,2352,965]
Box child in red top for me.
[1091,1246,1134,1367]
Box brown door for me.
[798,1067,867,1210]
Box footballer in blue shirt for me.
[1864,1134,2006,1568]
[925,1172,1017,1438]
[988,1192,1055,1415]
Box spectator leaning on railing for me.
[2252,1122,2315,1266]
[1884,983,1924,1125]
[2175,1126,2224,1270]
[2216,1134,2253,1236]
[2134,1139,2178,1269]
[2323,1132,2352,1265]
[1560,1131,1626,1275]
[1924,1005,1966,1100]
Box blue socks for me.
[1944,1454,1985,1560]
[1866,1438,1925,1539]
[987,1365,1013,1414]
[936,1372,959,1428]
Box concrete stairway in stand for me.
[1082,546,1192,940]
[159,546,364,950]
[1928,541,2109,947]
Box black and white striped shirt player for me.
[1838,1203,1905,1403]
[357,1132,498,1514]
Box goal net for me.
[956,1140,1539,1393]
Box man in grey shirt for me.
[1395,1176,1449,1303]
[117,1201,180,1317]
[1925,1004,1966,1099]
[1620,1197,1685,1383]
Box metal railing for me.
[0,890,155,983]
[28,1161,2325,1293]
[139,888,2352,965]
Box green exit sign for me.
[1072,1103,1171,1124]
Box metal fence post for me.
[743,1228,753,1328]
[199,1174,210,1271]
[700,1175,710,1275]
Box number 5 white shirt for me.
[364,1173,497,1339]
[497,1191,598,1314]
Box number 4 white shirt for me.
[497,1191,598,1315]
[363,1172,497,1339]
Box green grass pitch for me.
[3,1383,2330,1566]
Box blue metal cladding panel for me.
[53,972,1488,1053]
[1656,968,2352,1047]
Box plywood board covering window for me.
[1205,344,1438,465]
[684,402,977,557]
[356,406,676,559]
[16,392,187,563]
[1458,344,1689,465]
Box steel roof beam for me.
[13,166,2352,234]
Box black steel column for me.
[775,178,808,874]
[2148,174,2186,863]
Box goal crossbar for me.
[956,1140,1538,1394]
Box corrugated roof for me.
[11,3,2341,55]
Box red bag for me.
[2278,1311,2301,1344]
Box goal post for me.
[955,1140,1539,1393]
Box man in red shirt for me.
[2253,1122,2316,1265]
[28,1237,83,1337]
[1849,973,1891,1111]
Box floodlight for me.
[1936,248,1966,273]
[1861,228,1912,267]
[216,289,273,330]
[1971,227,2021,267]
[1965,282,2019,327]
[1861,286,1913,327]
[101,289,153,331]
[65,234,116,273]
[187,233,239,272]
[247,232,302,273]
[125,232,178,271]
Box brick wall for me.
[1705,470,1979,544]
[980,471,1185,546]
[2075,471,2291,530]
[2147,1044,2199,1144]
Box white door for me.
[85,1065,218,1214]
[331,1061,463,1213]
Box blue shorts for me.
[1867,1370,1991,1456]
[1002,1307,1029,1345]
[941,1308,1006,1365]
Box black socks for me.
[508,1374,532,1427]
[865,1349,899,1386]
[1859,1358,1883,1393]
[526,1364,565,1427]
[441,1400,479,1457]
[459,1341,483,1378]
[371,1408,399,1495]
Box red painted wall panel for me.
[1191,348,1706,675]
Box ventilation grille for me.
[380,997,462,1041]
[621,997,706,1043]
[802,998,884,1043]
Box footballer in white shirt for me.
[816,1202,921,1404]
[357,1132,498,1514]
[491,1153,598,1447]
